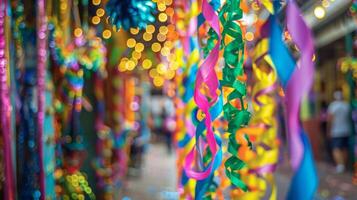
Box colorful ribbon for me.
[184,0,223,199]
[37,0,47,198]
[219,0,251,192]
[269,1,318,199]
[235,38,279,200]
[0,0,15,199]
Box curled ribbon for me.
[269,1,318,199]
[184,0,223,198]
[219,0,251,192]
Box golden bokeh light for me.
[74,28,83,37]
[92,0,101,6]
[142,59,152,69]
[96,8,105,17]
[164,0,173,5]
[102,29,112,39]
[158,3,166,11]
[130,28,139,35]
[157,33,166,42]
[126,60,136,71]
[92,16,100,25]
[159,26,168,35]
[135,43,145,52]
[245,32,254,41]
[151,42,161,52]
[132,51,142,60]
[153,76,164,87]
[160,46,170,57]
[158,13,168,22]
[149,68,158,78]
[157,63,167,75]
[146,25,155,34]
[127,38,136,48]
[143,32,153,41]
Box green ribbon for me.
[219,0,251,191]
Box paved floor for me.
[122,143,178,200]
[122,143,357,200]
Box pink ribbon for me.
[184,0,221,180]
[0,0,15,199]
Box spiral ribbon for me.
[219,0,251,192]
[269,1,318,199]
[183,0,223,199]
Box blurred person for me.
[328,90,351,173]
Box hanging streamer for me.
[269,1,318,199]
[184,0,223,199]
[0,0,15,199]
[37,0,47,198]
[219,0,251,192]
[235,38,279,200]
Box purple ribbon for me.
[285,0,315,170]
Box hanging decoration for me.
[0,0,15,199]
[105,0,157,30]
[234,38,279,200]
[219,0,251,192]
[184,0,224,199]
[37,0,48,198]
[269,1,318,199]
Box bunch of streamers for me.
[105,0,157,30]
[235,38,279,199]
[268,1,318,199]
[184,0,225,198]
[219,0,251,193]
[0,0,15,199]
[172,0,199,199]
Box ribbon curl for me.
[184,0,223,199]
[219,0,251,192]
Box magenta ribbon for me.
[184,0,221,180]
[0,0,15,199]
[37,0,47,199]
[285,1,315,170]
